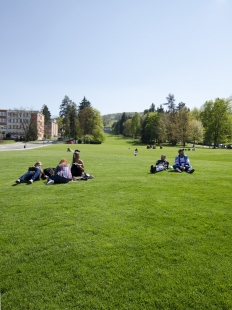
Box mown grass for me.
[1,135,232,309]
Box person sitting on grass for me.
[173,149,195,173]
[71,151,84,177]
[150,154,169,173]
[46,158,72,185]
[16,161,45,184]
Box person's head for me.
[178,149,184,156]
[161,154,166,161]
[34,161,42,167]
[59,158,69,166]
[72,151,80,163]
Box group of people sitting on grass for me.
[150,149,195,174]
[15,148,194,185]
[15,150,93,185]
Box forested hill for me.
[102,112,143,126]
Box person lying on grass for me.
[173,149,195,173]
[16,161,47,184]
[46,158,72,185]
[150,154,169,173]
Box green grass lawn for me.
[1,135,232,309]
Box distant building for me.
[103,126,111,133]
[44,119,58,138]
[0,109,45,140]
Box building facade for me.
[0,109,45,140]
[44,119,58,138]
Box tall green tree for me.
[131,113,141,138]
[176,106,191,147]
[144,112,160,142]
[156,113,167,143]
[119,112,128,135]
[164,93,176,112]
[78,96,92,111]
[78,107,105,142]
[41,105,51,124]
[200,98,232,147]
[123,119,133,137]
[190,107,201,121]
[189,119,204,144]
[59,95,72,117]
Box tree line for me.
[111,94,232,147]
[55,96,105,143]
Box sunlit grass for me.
[1,135,232,309]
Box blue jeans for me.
[48,175,70,184]
[19,168,41,182]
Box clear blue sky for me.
[1,0,231,117]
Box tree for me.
[111,121,120,135]
[176,106,191,147]
[144,112,160,142]
[41,105,51,124]
[163,94,178,145]
[200,98,232,147]
[190,107,201,121]
[59,96,79,138]
[78,96,92,111]
[155,113,167,143]
[26,123,38,141]
[119,112,128,135]
[59,95,72,117]
[149,103,155,112]
[131,113,141,138]
[189,119,203,144]
[78,107,105,142]
[164,93,176,112]
[123,119,133,137]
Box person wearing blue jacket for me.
[173,149,195,173]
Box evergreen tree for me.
[164,93,176,112]
[41,105,51,124]
[149,103,155,112]
[79,96,92,111]
[119,112,128,135]
[59,95,72,117]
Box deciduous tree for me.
[200,98,232,147]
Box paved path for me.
[0,141,54,151]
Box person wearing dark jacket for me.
[71,151,84,177]
[150,155,169,173]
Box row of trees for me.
[57,96,105,143]
[111,94,232,147]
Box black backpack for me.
[44,167,56,177]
